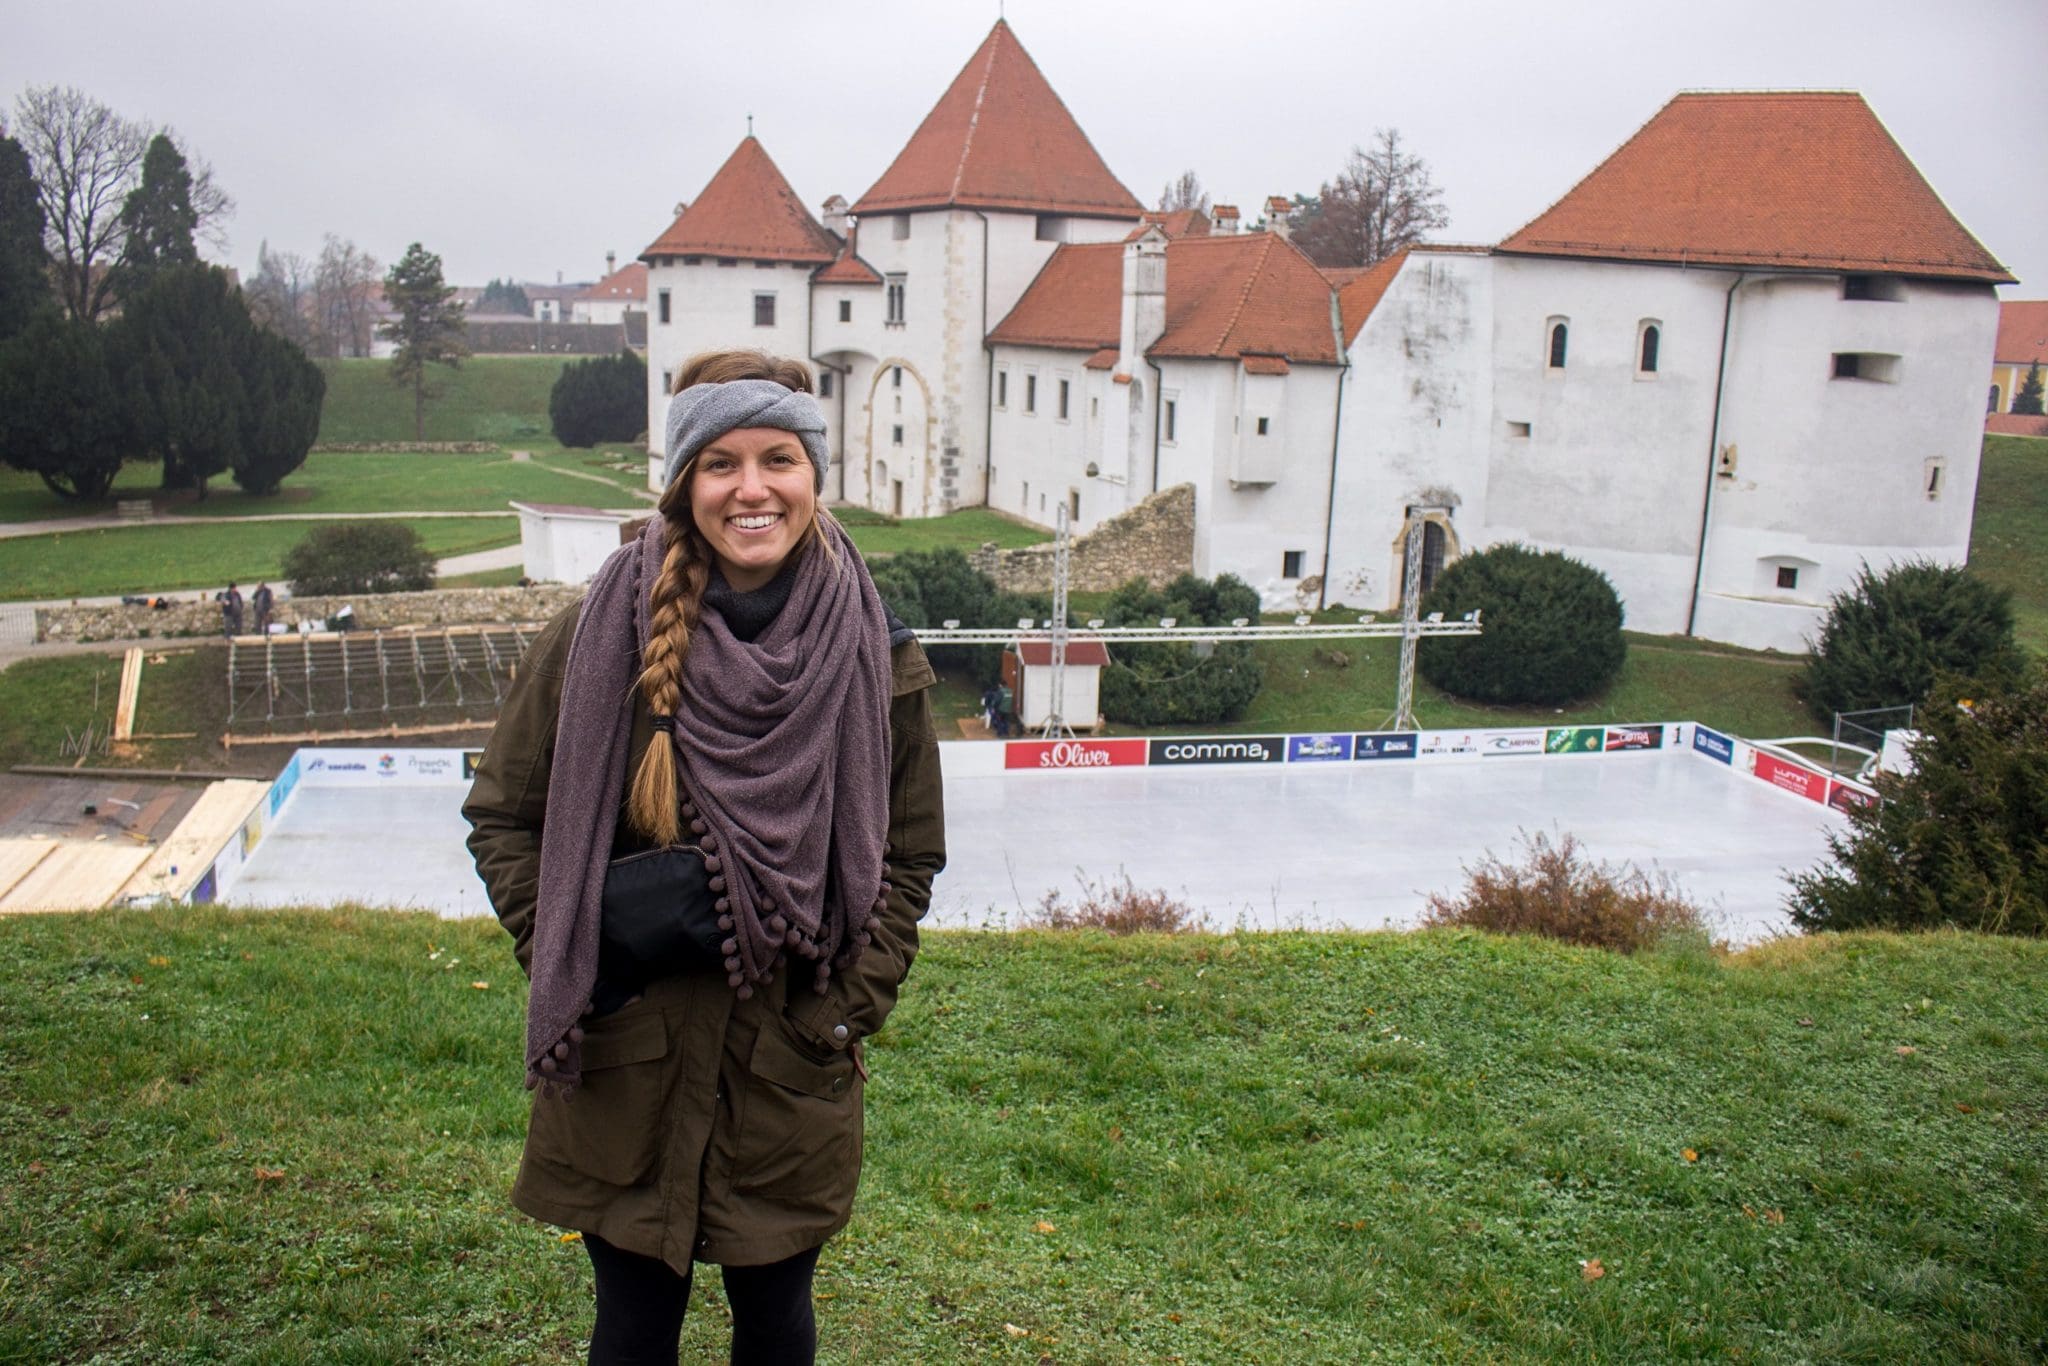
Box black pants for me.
[584,1232,819,1365]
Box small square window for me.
[1256,416,1270,436]
[753,293,776,327]
[892,215,910,240]
[1283,550,1305,578]
[1833,353,1861,380]
[717,258,737,268]
[819,371,834,399]
[1776,566,1798,591]
[1507,420,1532,438]
[755,260,775,270]
[838,299,851,323]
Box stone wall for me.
[36,584,588,644]
[968,483,1195,594]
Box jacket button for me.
[832,1076,847,1094]
[832,1024,849,1041]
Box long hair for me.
[625,349,820,843]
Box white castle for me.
[641,20,2011,651]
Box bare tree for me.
[11,85,234,321]
[1290,128,1449,269]
[246,240,321,352]
[314,234,381,359]
[1157,169,1210,214]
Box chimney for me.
[1266,197,1294,240]
[822,194,850,237]
[1117,224,1169,374]
[605,250,616,277]
[1211,204,1241,235]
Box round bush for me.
[549,350,646,448]
[283,521,437,595]
[1416,544,1625,705]
[1798,560,2021,722]
[1097,573,1263,726]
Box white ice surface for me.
[227,751,1841,943]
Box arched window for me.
[1638,323,1661,374]
[1547,319,1568,370]
[1420,521,1447,595]
[1989,384,2001,413]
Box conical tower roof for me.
[641,136,838,264]
[853,20,1142,219]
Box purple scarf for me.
[524,515,892,1091]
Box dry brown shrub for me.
[1422,829,1708,953]
[1027,871,1206,935]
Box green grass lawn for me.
[842,506,1052,556]
[0,517,518,602]
[1970,434,2048,656]
[317,356,570,445]
[0,910,2039,1362]
[0,647,227,769]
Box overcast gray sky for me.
[5,0,2043,293]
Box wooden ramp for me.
[0,839,58,902]
[116,779,270,904]
[0,840,153,913]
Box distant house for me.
[511,502,627,583]
[1989,300,2048,414]
[573,254,649,326]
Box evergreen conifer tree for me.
[0,133,52,341]
[378,242,468,440]
[110,264,249,497]
[2013,360,2045,417]
[112,134,198,301]
[0,310,127,500]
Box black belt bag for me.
[598,844,723,991]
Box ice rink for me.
[227,744,1843,942]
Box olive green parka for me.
[462,599,946,1271]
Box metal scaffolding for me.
[224,625,538,729]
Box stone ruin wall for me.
[968,482,1195,594]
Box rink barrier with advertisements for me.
[173,727,1880,905]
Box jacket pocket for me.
[730,1024,860,1200]
[528,1010,670,1187]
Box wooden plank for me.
[0,839,57,901]
[0,841,152,913]
[114,778,269,904]
[112,647,143,741]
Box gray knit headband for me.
[663,378,829,492]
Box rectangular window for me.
[892,424,903,446]
[819,371,834,399]
[1068,489,1080,523]
[1843,274,1903,301]
[717,258,737,268]
[1089,396,1098,418]
[837,299,851,323]
[1832,352,1900,383]
[755,260,775,269]
[1165,398,1178,443]
[1925,456,1946,499]
[1507,420,1532,438]
[657,289,671,324]
[753,293,776,327]
[1283,550,1305,578]
[660,370,672,392]
[1256,416,1270,436]
[885,274,906,326]
[996,370,1008,409]
[682,256,701,266]
[1057,379,1070,421]
[1776,566,1799,590]
[892,214,911,240]
[892,366,902,389]
[1025,374,1037,414]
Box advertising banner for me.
[1352,732,1418,761]
[1004,738,1149,771]
[1287,734,1352,762]
[299,748,469,786]
[1479,728,1546,757]
[1149,737,1285,766]
[1752,752,1826,803]
[1546,727,1605,755]
[240,809,264,856]
[190,867,217,905]
[1603,725,1664,752]
[1417,732,1479,758]
[268,752,301,817]
[1692,725,1735,765]
[1827,780,1877,814]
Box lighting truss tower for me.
[1039,503,1074,739]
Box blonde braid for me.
[626,507,710,844]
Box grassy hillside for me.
[1971,434,2048,655]
[0,910,2040,1362]
[316,356,572,445]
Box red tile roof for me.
[574,261,647,302]
[1124,208,1211,242]
[1995,301,2048,363]
[1241,354,1291,376]
[1083,347,1118,370]
[641,137,838,265]
[815,223,883,285]
[853,21,1143,219]
[988,233,1342,365]
[1335,250,1409,342]
[1015,639,1110,667]
[1499,92,2012,282]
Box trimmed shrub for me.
[282,521,437,596]
[1423,830,1711,953]
[1416,544,1625,705]
[1787,666,2047,936]
[1097,573,1263,726]
[868,547,1044,687]
[1797,560,2021,723]
[548,349,646,448]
